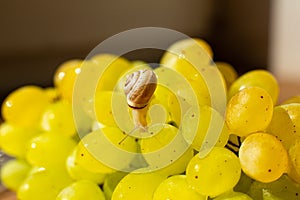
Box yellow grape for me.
[149,84,181,126]
[282,95,300,104]
[266,105,299,149]
[288,139,300,183]
[1,85,50,127]
[75,127,138,174]
[215,61,238,88]
[111,170,166,200]
[66,148,107,184]
[228,70,279,104]
[26,132,77,169]
[239,132,289,183]
[213,191,253,200]
[226,87,273,137]
[56,180,106,200]
[280,103,300,135]
[41,100,76,137]
[44,87,59,102]
[0,159,31,191]
[186,147,241,197]
[153,175,207,200]
[53,59,82,89]
[92,54,131,91]
[17,167,73,200]
[140,124,192,175]
[55,60,82,103]
[182,105,229,151]
[0,123,41,158]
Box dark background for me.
[0,0,270,103]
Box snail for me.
[124,69,157,127]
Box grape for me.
[216,62,238,88]
[213,191,253,200]
[1,85,50,127]
[266,105,299,150]
[153,175,207,200]
[248,174,300,200]
[53,59,82,89]
[75,127,138,174]
[280,103,300,135]
[282,96,300,104]
[26,132,77,169]
[186,147,241,197]
[41,100,76,137]
[239,132,288,183]
[103,171,128,200]
[92,54,131,91]
[182,105,229,151]
[66,147,107,184]
[226,87,273,137]
[0,159,31,191]
[17,167,73,200]
[0,123,41,158]
[149,84,181,126]
[288,139,300,183]
[228,70,279,104]
[139,124,192,174]
[55,60,82,103]
[111,170,166,200]
[56,180,106,200]
[44,87,59,102]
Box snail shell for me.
[124,69,157,109]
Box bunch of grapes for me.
[0,37,300,200]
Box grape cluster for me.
[0,37,300,200]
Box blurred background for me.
[0,0,299,103]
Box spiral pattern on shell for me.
[124,69,157,109]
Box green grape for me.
[56,180,106,200]
[66,147,107,184]
[41,100,76,137]
[288,139,300,184]
[248,175,300,200]
[92,54,131,91]
[17,167,73,200]
[239,132,288,183]
[26,132,76,169]
[103,171,128,200]
[226,87,273,137]
[213,191,253,200]
[0,123,41,158]
[215,62,238,88]
[55,60,82,103]
[153,175,207,200]
[53,59,82,89]
[228,70,279,104]
[139,124,192,175]
[1,85,50,127]
[282,96,300,104]
[186,147,241,197]
[0,159,31,191]
[75,127,138,174]
[111,170,166,200]
[182,105,229,151]
[234,172,254,194]
[266,105,299,150]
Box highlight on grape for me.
[0,27,300,200]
